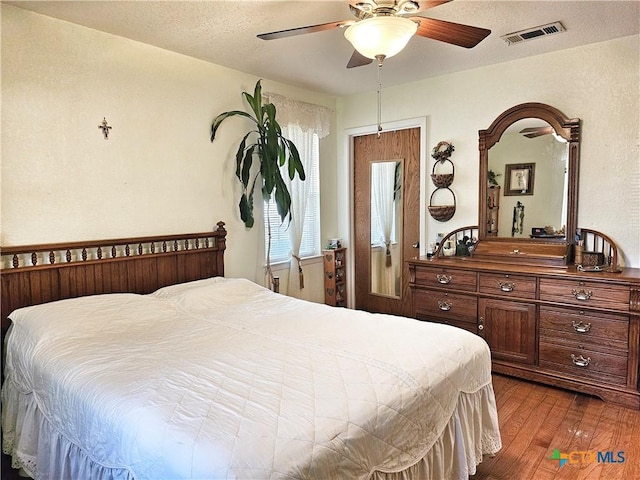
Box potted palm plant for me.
[210,80,305,289]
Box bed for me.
[1,224,501,479]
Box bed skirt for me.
[2,377,501,480]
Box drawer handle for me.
[438,300,452,311]
[436,274,452,284]
[571,320,592,333]
[571,289,592,301]
[499,281,515,292]
[571,354,591,367]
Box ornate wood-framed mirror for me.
[475,103,581,265]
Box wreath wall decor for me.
[431,141,455,163]
[428,141,457,222]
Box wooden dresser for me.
[409,257,640,409]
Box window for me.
[264,126,321,263]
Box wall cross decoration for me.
[98,117,112,139]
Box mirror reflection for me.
[487,119,569,238]
[370,160,402,298]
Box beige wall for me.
[2,3,639,305]
[337,35,640,267]
[1,4,337,295]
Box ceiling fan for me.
[257,0,491,68]
[519,126,555,138]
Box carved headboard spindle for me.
[1,224,228,332]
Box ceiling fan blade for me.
[347,50,374,69]
[520,126,554,138]
[521,132,547,139]
[412,0,453,14]
[411,17,491,48]
[257,20,353,40]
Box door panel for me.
[479,298,537,365]
[353,128,420,316]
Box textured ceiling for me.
[5,0,639,95]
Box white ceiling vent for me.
[501,22,565,45]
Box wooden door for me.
[353,128,420,317]
[479,298,537,364]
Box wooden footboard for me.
[1,222,227,332]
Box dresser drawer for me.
[539,278,630,311]
[413,266,477,292]
[539,306,629,351]
[414,289,478,324]
[539,341,628,386]
[479,273,537,299]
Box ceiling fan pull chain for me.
[376,55,385,138]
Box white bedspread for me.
[2,277,500,479]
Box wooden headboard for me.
[1,222,227,332]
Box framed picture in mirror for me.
[504,163,535,195]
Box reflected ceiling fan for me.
[257,0,491,68]
[519,126,555,138]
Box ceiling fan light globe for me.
[344,16,417,60]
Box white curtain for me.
[282,124,312,297]
[267,94,331,298]
[266,93,331,138]
[371,162,396,295]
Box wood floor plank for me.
[531,395,589,480]
[525,390,576,479]
[586,405,625,480]
[475,381,551,479]
[558,396,609,479]
[491,374,519,404]
[618,407,640,480]
[493,379,540,429]
[490,390,557,479]
[530,388,574,450]
[473,375,640,480]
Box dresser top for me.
[409,256,640,285]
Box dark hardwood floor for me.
[472,374,640,480]
[2,374,639,479]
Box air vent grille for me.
[501,22,565,45]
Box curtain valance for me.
[266,93,332,139]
